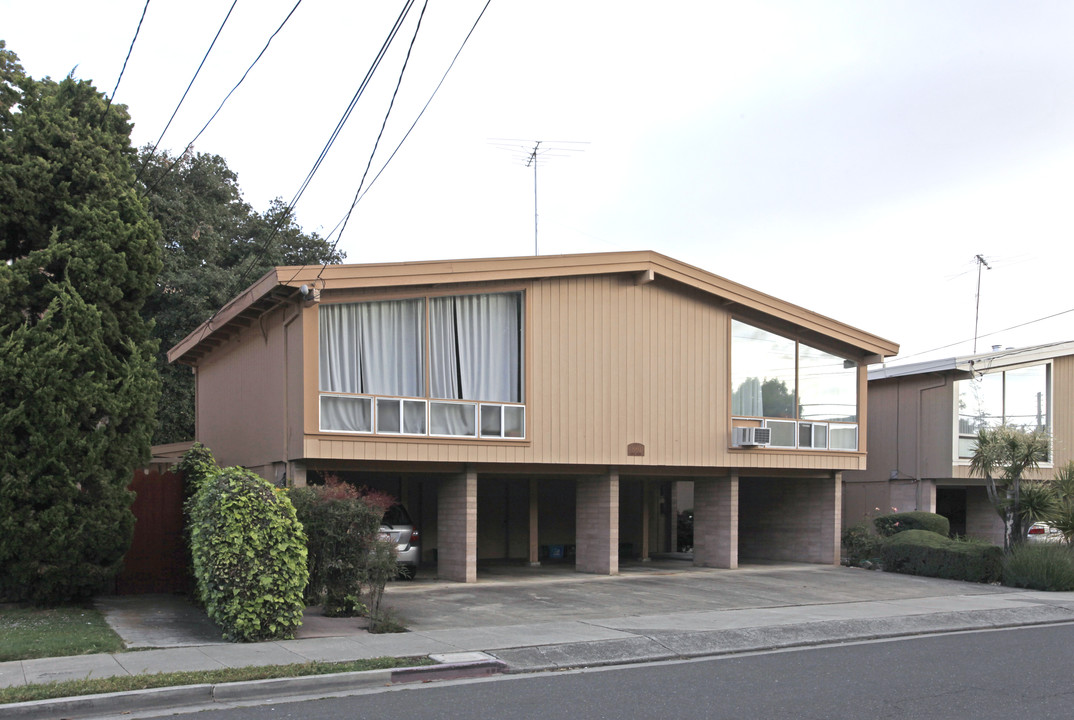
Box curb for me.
[490,607,1074,672]
[0,661,504,720]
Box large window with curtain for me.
[318,291,524,439]
[731,318,859,451]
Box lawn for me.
[0,605,125,662]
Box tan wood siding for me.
[196,306,289,468]
[296,274,868,472]
[1054,355,1074,468]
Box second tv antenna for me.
[490,138,588,255]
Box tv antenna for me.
[973,253,992,354]
[489,138,588,255]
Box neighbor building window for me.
[731,319,859,450]
[318,292,524,438]
[957,363,1050,459]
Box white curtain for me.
[319,299,424,396]
[357,298,424,397]
[319,302,360,393]
[430,292,521,403]
[428,297,460,400]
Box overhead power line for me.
[281,0,494,288]
[320,0,431,278]
[231,0,419,296]
[141,0,305,198]
[104,0,151,113]
[885,306,1074,365]
[135,0,239,185]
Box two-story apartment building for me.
[169,251,898,581]
[843,342,1074,545]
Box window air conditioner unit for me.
[734,426,771,447]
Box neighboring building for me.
[169,251,898,581]
[843,342,1074,545]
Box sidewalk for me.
[5,561,1074,718]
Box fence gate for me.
[115,469,190,594]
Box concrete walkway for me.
[5,560,1074,718]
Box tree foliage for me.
[0,46,161,603]
[969,426,1050,552]
[138,149,344,444]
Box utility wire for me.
[884,307,1074,365]
[286,0,493,287]
[348,0,493,211]
[141,0,304,198]
[319,0,431,279]
[104,0,151,113]
[188,1,420,352]
[229,0,417,296]
[135,0,239,185]
[285,2,416,229]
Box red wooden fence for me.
[115,469,191,595]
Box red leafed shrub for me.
[289,477,397,617]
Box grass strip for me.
[0,606,124,661]
[0,656,433,705]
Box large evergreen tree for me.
[0,45,161,603]
[139,149,343,444]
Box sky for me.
[4,1,1074,366]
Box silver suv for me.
[380,504,420,579]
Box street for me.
[163,622,1074,720]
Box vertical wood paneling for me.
[295,274,869,471]
[1055,356,1074,467]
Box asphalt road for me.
[162,623,1074,720]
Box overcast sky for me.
[4,1,1073,365]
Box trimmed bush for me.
[189,467,308,641]
[880,529,1002,583]
[1003,543,1074,591]
[874,511,950,538]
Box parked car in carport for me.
[381,504,420,578]
[1027,521,1063,543]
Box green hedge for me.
[880,529,1002,583]
[188,467,308,641]
[874,511,950,538]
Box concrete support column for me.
[917,478,937,513]
[693,475,739,569]
[287,461,307,488]
[820,473,843,566]
[438,468,477,582]
[528,478,540,566]
[640,482,651,561]
[575,471,619,575]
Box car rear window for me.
[382,504,412,526]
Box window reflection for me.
[730,321,796,418]
[730,318,859,451]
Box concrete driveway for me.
[382,557,1012,631]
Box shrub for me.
[874,511,950,538]
[880,529,1002,583]
[174,442,217,503]
[842,520,882,566]
[188,467,308,641]
[1003,543,1074,591]
[289,478,397,618]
